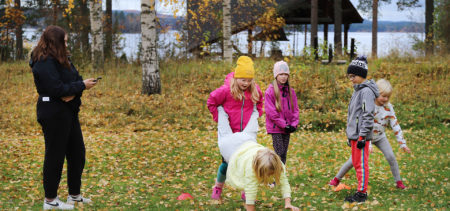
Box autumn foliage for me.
[186,0,285,55]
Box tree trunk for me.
[141,0,161,95]
[310,0,318,48]
[52,0,59,25]
[247,29,253,56]
[15,0,23,60]
[105,0,113,58]
[90,0,104,70]
[334,0,342,56]
[223,0,232,63]
[80,0,90,57]
[372,0,378,58]
[425,0,434,56]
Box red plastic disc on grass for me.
[177,193,194,200]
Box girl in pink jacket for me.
[265,61,299,165]
[207,56,263,200]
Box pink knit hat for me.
[273,61,290,78]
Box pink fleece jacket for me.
[265,83,299,134]
[207,72,263,133]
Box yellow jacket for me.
[226,141,292,205]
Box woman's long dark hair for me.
[32,25,70,69]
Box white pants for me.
[217,105,259,163]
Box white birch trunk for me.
[141,0,161,95]
[89,0,104,70]
[223,0,232,63]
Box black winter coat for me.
[30,56,85,120]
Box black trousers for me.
[271,133,290,164]
[38,110,85,198]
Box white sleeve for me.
[242,104,259,140]
[388,104,406,146]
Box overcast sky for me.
[110,0,425,22]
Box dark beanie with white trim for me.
[347,56,368,78]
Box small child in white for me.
[217,106,299,211]
[329,79,410,189]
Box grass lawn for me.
[0,58,448,210]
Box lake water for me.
[24,28,425,60]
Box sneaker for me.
[67,195,92,205]
[211,186,222,200]
[396,181,406,189]
[43,197,74,210]
[344,191,367,203]
[241,191,246,201]
[329,177,340,186]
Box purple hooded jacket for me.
[265,83,299,134]
[207,72,263,133]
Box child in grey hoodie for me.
[329,79,409,190]
[341,56,379,203]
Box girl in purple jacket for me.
[265,61,299,166]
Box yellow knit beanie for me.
[234,56,255,78]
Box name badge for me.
[42,97,50,102]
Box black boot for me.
[344,191,367,203]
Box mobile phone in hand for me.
[93,77,102,82]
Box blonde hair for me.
[230,78,260,103]
[376,79,393,95]
[272,79,294,112]
[252,148,284,185]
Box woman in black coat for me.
[30,25,96,210]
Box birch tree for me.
[141,0,161,95]
[89,0,103,70]
[222,0,232,63]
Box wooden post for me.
[344,23,349,53]
[350,38,355,60]
[328,44,333,63]
[334,0,342,55]
[304,25,307,48]
[310,0,318,48]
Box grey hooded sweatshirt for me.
[346,79,380,140]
